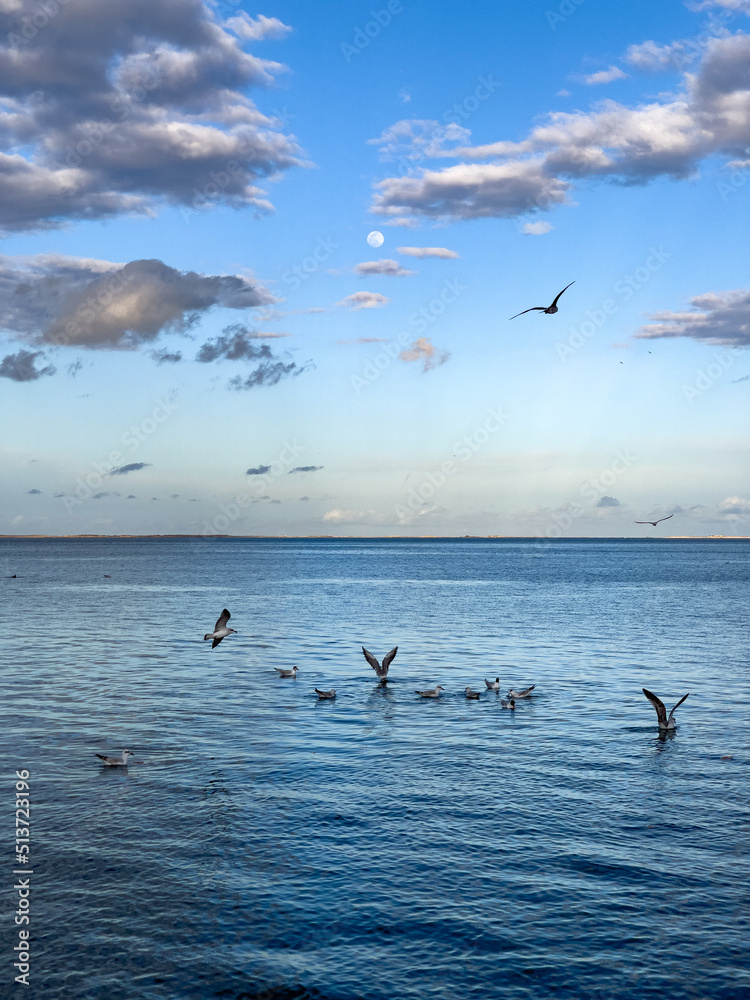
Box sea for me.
[1,537,748,1000]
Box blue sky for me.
[1,0,748,537]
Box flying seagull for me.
[642,688,689,730]
[95,749,135,766]
[315,688,336,699]
[204,609,237,649]
[415,685,444,698]
[510,281,575,320]
[507,685,535,698]
[465,687,481,699]
[274,666,299,678]
[362,645,398,682]
[485,677,501,690]
[635,514,674,526]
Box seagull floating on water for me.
[643,688,689,730]
[635,514,674,526]
[95,749,135,766]
[485,677,501,690]
[204,609,237,649]
[510,281,575,320]
[465,687,481,699]
[500,698,516,709]
[315,688,336,699]
[274,666,299,678]
[507,685,535,698]
[362,645,398,681]
[415,685,444,698]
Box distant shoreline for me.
[0,534,747,541]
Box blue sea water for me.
[1,537,748,1000]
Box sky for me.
[0,0,749,538]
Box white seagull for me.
[507,685,535,698]
[500,698,516,709]
[643,688,689,730]
[315,688,336,699]
[485,677,501,690]
[204,608,237,649]
[415,685,444,698]
[362,645,398,681]
[95,749,135,766]
[274,666,299,678]
[465,687,481,699]
[510,281,575,320]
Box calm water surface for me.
[1,538,748,1000]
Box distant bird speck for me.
[510,281,574,320]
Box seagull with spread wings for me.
[362,645,398,682]
[204,608,237,648]
[642,688,689,730]
[635,514,674,526]
[510,281,575,320]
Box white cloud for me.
[522,221,553,235]
[337,291,390,310]
[397,246,460,258]
[354,259,416,277]
[224,13,292,42]
[322,508,390,525]
[583,66,628,85]
[399,337,450,372]
[718,496,750,516]
[625,40,692,72]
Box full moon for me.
[367,230,384,248]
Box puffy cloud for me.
[596,496,622,507]
[625,40,693,72]
[322,508,390,525]
[368,119,471,162]
[397,246,460,258]
[337,291,390,310]
[0,254,274,350]
[399,337,450,372]
[0,348,55,380]
[224,13,292,42]
[108,462,151,476]
[522,221,553,235]
[718,495,750,516]
[197,323,311,388]
[369,32,750,223]
[288,466,323,474]
[0,0,302,232]
[635,289,750,346]
[354,258,416,276]
[246,465,271,475]
[583,66,628,85]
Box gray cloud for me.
[228,358,306,389]
[196,322,311,388]
[369,32,750,223]
[337,337,389,344]
[399,337,451,372]
[0,254,274,350]
[0,0,302,232]
[151,348,182,364]
[354,259,416,277]
[108,462,151,476]
[596,496,622,507]
[26,488,42,494]
[246,465,271,475]
[337,291,390,310]
[0,348,55,381]
[635,289,750,346]
[288,466,323,474]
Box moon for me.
[367,231,384,248]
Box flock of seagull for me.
[92,607,690,766]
